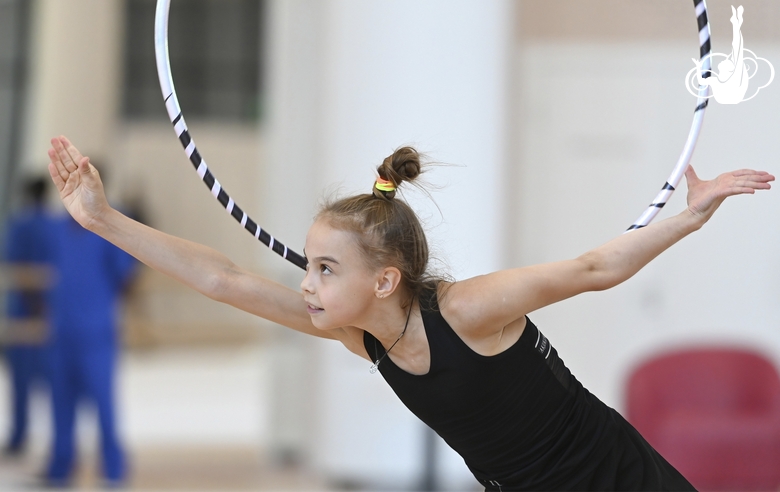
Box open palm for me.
[47,136,109,230]
[685,165,774,220]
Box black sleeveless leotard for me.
[363,293,695,491]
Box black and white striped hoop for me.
[626,0,712,231]
[154,0,711,258]
[153,0,307,270]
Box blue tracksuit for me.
[3,206,51,451]
[45,217,136,482]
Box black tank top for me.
[363,293,694,491]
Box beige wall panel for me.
[24,0,123,170]
[519,0,780,43]
[114,123,273,344]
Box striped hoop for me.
[626,0,712,231]
[153,0,307,270]
[154,0,711,261]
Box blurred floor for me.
[0,445,326,491]
[0,343,333,491]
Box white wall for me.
[121,346,270,448]
[266,0,511,489]
[512,42,780,411]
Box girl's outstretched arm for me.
[47,136,328,338]
[445,166,774,339]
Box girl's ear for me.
[375,267,402,299]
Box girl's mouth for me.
[307,304,324,314]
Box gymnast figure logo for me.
[686,5,774,104]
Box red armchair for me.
[626,348,780,491]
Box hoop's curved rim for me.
[626,0,712,231]
[154,0,711,260]
[154,0,307,270]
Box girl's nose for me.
[300,269,314,294]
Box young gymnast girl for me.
[48,135,773,490]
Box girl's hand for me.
[47,136,110,230]
[684,165,774,223]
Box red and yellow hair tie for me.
[374,176,396,193]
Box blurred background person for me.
[43,165,137,486]
[2,176,52,456]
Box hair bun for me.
[374,147,422,200]
[388,146,421,181]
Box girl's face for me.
[300,219,378,330]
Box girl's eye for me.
[320,264,332,275]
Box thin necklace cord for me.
[370,301,414,374]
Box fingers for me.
[48,148,69,183]
[729,170,774,188]
[49,135,94,183]
[735,177,772,190]
[731,169,771,177]
[50,136,78,174]
[79,156,91,174]
[701,169,774,191]
[693,167,772,181]
[77,156,102,191]
[47,162,66,191]
[60,136,86,171]
[720,173,773,198]
[51,137,76,173]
